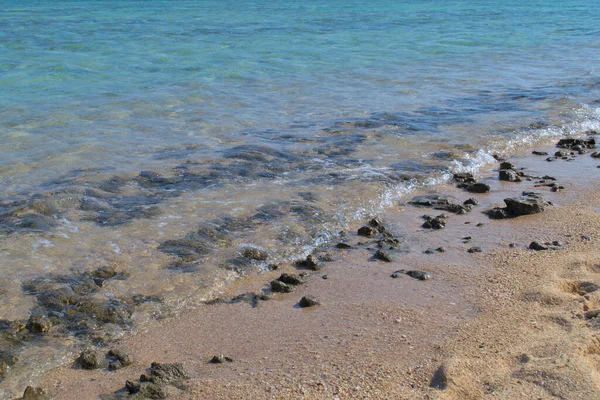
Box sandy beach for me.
[24,139,600,400]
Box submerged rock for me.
[23,386,49,400]
[78,349,101,370]
[241,248,268,261]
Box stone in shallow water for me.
[277,273,304,286]
[23,386,49,400]
[78,349,101,370]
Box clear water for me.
[1,0,600,395]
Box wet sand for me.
[36,143,600,399]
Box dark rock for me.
[499,169,521,182]
[108,361,123,371]
[298,296,320,308]
[374,249,392,262]
[79,349,101,370]
[463,198,478,206]
[467,247,482,253]
[241,248,268,261]
[582,235,592,241]
[591,152,600,158]
[410,194,470,214]
[369,217,384,228]
[554,150,569,157]
[453,172,475,184]
[458,182,490,193]
[138,382,168,399]
[108,348,133,367]
[504,196,548,216]
[499,162,515,170]
[546,156,557,162]
[277,273,304,285]
[532,151,549,156]
[357,226,378,237]
[322,275,328,280]
[436,247,446,253]
[270,280,292,293]
[529,241,548,251]
[317,252,334,262]
[509,243,518,248]
[556,137,595,149]
[424,248,435,254]
[210,355,233,364]
[148,362,189,384]
[422,215,446,230]
[23,386,49,400]
[336,243,353,249]
[406,270,432,281]
[27,314,51,334]
[295,254,322,271]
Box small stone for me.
[467,247,482,253]
[499,161,515,170]
[509,243,518,248]
[532,151,549,156]
[529,241,548,251]
[582,235,592,241]
[108,348,133,367]
[322,275,328,280]
[298,296,320,308]
[374,249,392,262]
[369,217,384,228]
[499,169,521,182]
[357,226,378,237]
[210,355,233,364]
[336,243,353,249]
[436,247,446,253]
[23,386,49,400]
[463,198,478,206]
[78,349,101,370]
[270,280,292,293]
[277,273,304,285]
[295,254,322,271]
[406,270,432,281]
[591,152,600,158]
[424,248,435,254]
[458,182,490,193]
[108,361,123,371]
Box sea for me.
[1,0,599,395]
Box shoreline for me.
[23,138,600,399]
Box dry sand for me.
[35,145,600,399]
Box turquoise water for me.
[1,0,600,395]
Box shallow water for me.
[1,0,600,396]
